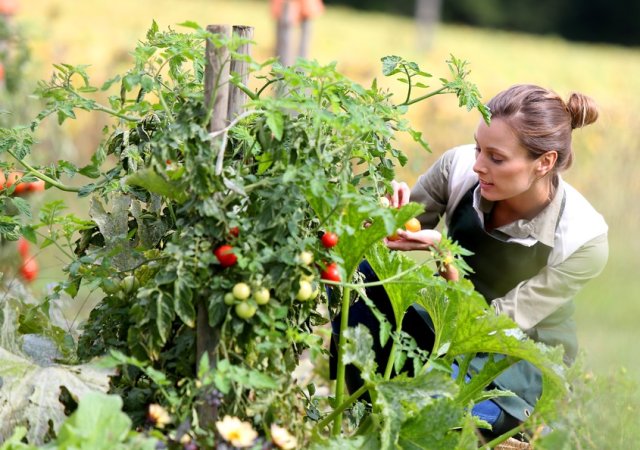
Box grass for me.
[12,0,640,381]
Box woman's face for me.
[472,118,540,202]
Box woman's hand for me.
[385,229,442,251]
[389,180,411,208]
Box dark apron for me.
[447,185,553,421]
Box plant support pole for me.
[228,25,254,120]
[197,23,232,429]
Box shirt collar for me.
[472,180,565,248]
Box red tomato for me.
[321,262,341,282]
[229,226,240,238]
[20,258,38,282]
[214,244,237,267]
[321,231,338,248]
[17,237,30,258]
[28,180,46,192]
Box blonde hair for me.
[487,84,598,172]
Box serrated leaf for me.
[375,371,458,450]
[155,290,175,344]
[126,169,188,202]
[174,277,195,328]
[0,127,34,160]
[265,110,284,141]
[397,398,468,450]
[343,325,377,382]
[56,392,130,446]
[0,347,114,445]
[9,196,31,219]
[381,55,402,76]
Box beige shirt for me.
[410,145,609,345]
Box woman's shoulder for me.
[551,180,608,264]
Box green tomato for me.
[120,275,139,294]
[254,287,270,305]
[101,278,121,295]
[232,282,251,300]
[298,251,314,266]
[296,280,313,301]
[224,292,235,305]
[235,302,257,320]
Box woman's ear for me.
[537,150,558,176]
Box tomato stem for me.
[332,284,352,436]
[6,150,80,192]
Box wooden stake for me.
[198,23,232,429]
[228,25,254,120]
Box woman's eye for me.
[490,156,504,164]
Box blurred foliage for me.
[324,0,640,46]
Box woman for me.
[343,84,609,436]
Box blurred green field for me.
[12,0,640,380]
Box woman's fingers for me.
[397,229,442,245]
[384,229,442,251]
[390,180,410,208]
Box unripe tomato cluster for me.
[224,282,268,320]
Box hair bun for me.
[566,92,599,129]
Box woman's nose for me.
[473,155,486,174]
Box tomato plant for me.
[0,22,568,450]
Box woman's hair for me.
[486,84,598,172]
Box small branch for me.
[209,109,261,176]
[402,64,412,105]
[401,86,448,106]
[7,150,80,192]
[315,383,369,432]
[332,285,353,435]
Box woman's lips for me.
[479,179,493,189]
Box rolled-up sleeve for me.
[492,233,609,331]
[410,150,454,229]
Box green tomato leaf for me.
[0,347,114,445]
[375,371,458,450]
[174,277,196,328]
[56,392,131,447]
[125,168,188,202]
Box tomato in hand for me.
[321,231,339,248]
[214,244,237,267]
[404,218,421,232]
[321,262,341,282]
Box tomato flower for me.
[147,403,171,429]
[216,415,258,448]
[270,424,298,449]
